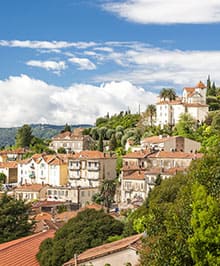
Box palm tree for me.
[146,104,156,126]
[159,88,176,101]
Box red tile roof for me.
[123,171,145,180]
[64,234,142,266]
[141,135,174,144]
[123,149,153,159]
[15,184,48,192]
[0,161,18,168]
[148,151,203,159]
[0,230,55,266]
[69,150,113,159]
[196,81,206,88]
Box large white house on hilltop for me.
[156,81,209,127]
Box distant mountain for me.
[0,124,92,148]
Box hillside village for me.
[0,80,220,266]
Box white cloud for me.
[68,57,96,70]
[26,60,67,74]
[103,0,220,24]
[0,75,155,127]
[93,47,220,88]
[0,40,97,49]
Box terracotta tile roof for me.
[55,211,77,221]
[15,184,48,192]
[0,161,18,168]
[70,150,113,159]
[123,149,153,159]
[0,148,26,155]
[196,81,206,88]
[32,200,65,208]
[0,230,55,266]
[184,87,195,93]
[157,100,182,105]
[64,234,142,266]
[123,171,145,180]
[141,135,174,144]
[35,212,52,221]
[148,151,203,159]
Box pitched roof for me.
[183,103,208,107]
[148,151,203,159]
[123,149,153,159]
[123,171,145,180]
[0,230,55,266]
[141,135,174,144]
[69,150,113,159]
[15,184,48,192]
[0,161,18,168]
[64,234,142,266]
[0,148,26,155]
[196,81,206,88]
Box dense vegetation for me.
[37,208,124,266]
[124,140,220,265]
[0,194,33,243]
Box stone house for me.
[50,128,95,153]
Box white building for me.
[18,154,68,186]
[156,81,209,127]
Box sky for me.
[1,0,220,127]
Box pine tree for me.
[15,124,33,148]
[97,134,104,152]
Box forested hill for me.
[0,124,92,148]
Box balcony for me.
[69,161,81,170]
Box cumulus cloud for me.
[0,75,156,127]
[68,57,96,70]
[26,60,67,74]
[93,47,220,87]
[103,0,220,24]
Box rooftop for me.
[64,234,142,266]
[0,230,55,266]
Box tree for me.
[57,147,67,154]
[145,104,156,126]
[109,133,117,151]
[159,88,176,101]
[188,184,220,266]
[37,209,124,266]
[0,172,6,184]
[97,134,104,152]
[98,179,117,212]
[15,124,33,148]
[174,113,197,139]
[60,123,71,133]
[0,194,33,243]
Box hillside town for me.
[0,80,219,266]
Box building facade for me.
[156,81,209,127]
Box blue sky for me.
[1,0,220,127]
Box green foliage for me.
[97,134,104,152]
[60,123,71,133]
[109,133,117,151]
[159,88,176,101]
[37,209,124,266]
[100,179,117,211]
[0,172,6,184]
[15,124,33,148]
[188,184,220,266]
[0,194,33,243]
[57,204,67,213]
[57,147,67,154]
[174,113,197,139]
[95,112,140,130]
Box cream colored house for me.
[0,148,26,163]
[156,81,209,127]
[0,161,18,183]
[68,151,116,187]
[50,128,95,153]
[141,135,201,153]
[63,234,142,266]
[47,186,98,206]
[18,154,68,186]
[14,184,49,201]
